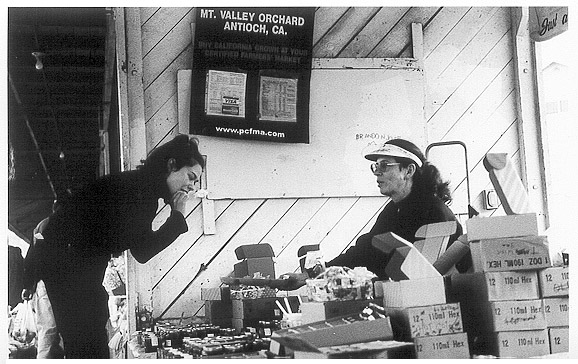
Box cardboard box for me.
[411,332,470,359]
[235,243,275,259]
[543,297,569,327]
[231,318,260,333]
[233,243,275,278]
[449,271,540,302]
[271,315,394,350]
[413,221,458,264]
[204,300,232,320]
[293,340,414,359]
[378,277,447,307]
[384,303,463,340]
[372,232,441,280]
[470,236,551,272]
[460,299,546,334]
[231,296,299,320]
[234,257,275,279]
[209,317,232,328]
[201,287,230,301]
[433,235,471,275]
[465,213,539,241]
[548,327,569,354]
[472,329,550,358]
[538,266,569,297]
[300,299,380,325]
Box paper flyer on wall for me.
[259,76,297,123]
[205,70,247,117]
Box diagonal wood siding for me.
[126,7,521,320]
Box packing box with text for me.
[384,302,463,340]
[542,297,569,327]
[449,271,540,302]
[469,236,551,272]
[410,332,470,359]
[471,329,549,358]
[460,299,546,334]
[548,326,569,354]
[537,266,569,297]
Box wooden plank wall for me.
[128,7,520,320]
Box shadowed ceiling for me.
[8,7,109,242]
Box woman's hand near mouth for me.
[170,190,189,214]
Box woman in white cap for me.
[326,138,464,278]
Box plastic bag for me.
[33,279,65,358]
[11,300,37,346]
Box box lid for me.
[234,243,274,259]
[372,232,411,254]
[373,232,440,280]
[414,221,457,238]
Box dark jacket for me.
[327,189,463,279]
[26,168,188,287]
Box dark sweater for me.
[24,168,188,288]
[327,189,463,279]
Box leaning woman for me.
[22,134,204,358]
[327,138,467,278]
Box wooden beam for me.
[509,7,549,231]
[114,7,131,172]
[100,8,116,177]
[125,8,147,165]
[113,6,136,336]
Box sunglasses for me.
[370,161,401,174]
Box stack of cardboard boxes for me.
[449,212,569,357]
[201,286,232,328]
[372,224,471,359]
[233,244,276,279]
[218,244,301,335]
[538,265,569,354]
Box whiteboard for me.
[178,58,426,199]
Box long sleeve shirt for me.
[29,169,188,286]
[327,189,463,279]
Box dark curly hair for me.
[385,139,453,204]
[140,134,205,179]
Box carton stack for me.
[539,265,569,354]
[230,295,299,333]
[450,212,568,357]
[372,224,471,359]
[227,243,304,334]
[201,286,232,328]
[233,244,276,279]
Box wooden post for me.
[99,8,116,177]
[114,7,131,172]
[509,7,549,232]
[125,8,148,166]
[114,7,149,336]
[411,23,427,144]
